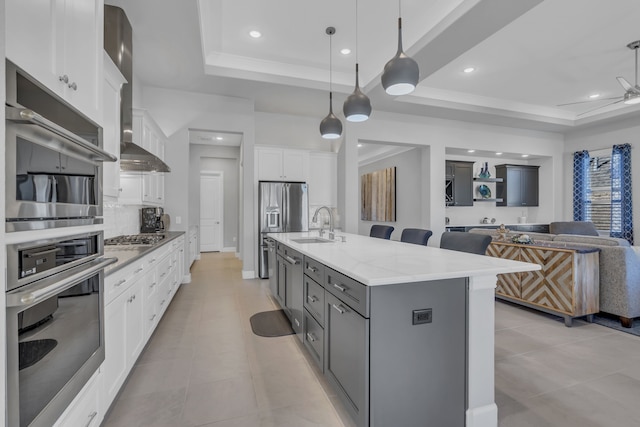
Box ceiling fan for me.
[558,40,640,116]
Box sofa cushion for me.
[553,234,630,247]
[549,221,599,236]
[467,228,555,241]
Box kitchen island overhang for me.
[268,231,540,427]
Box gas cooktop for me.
[104,234,166,246]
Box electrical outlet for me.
[175,216,181,224]
[233,237,236,242]
[412,308,432,325]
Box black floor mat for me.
[19,339,58,370]
[250,309,294,337]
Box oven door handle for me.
[5,106,117,163]
[6,257,117,308]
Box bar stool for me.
[400,228,433,246]
[370,225,394,240]
[440,232,491,255]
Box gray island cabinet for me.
[268,232,539,427]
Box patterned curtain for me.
[611,143,633,244]
[573,150,590,221]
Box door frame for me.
[200,170,224,252]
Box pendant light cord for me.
[355,0,359,64]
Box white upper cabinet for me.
[102,52,126,199]
[6,0,104,124]
[256,147,308,182]
[308,152,337,207]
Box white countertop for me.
[269,231,540,286]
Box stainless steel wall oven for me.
[5,231,116,427]
[5,60,116,232]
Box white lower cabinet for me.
[53,369,102,427]
[98,235,185,420]
[103,274,144,404]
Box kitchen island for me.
[268,231,540,427]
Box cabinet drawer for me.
[279,244,302,262]
[325,268,369,317]
[303,256,324,284]
[303,309,324,371]
[304,275,325,326]
[105,262,144,304]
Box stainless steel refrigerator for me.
[258,181,309,278]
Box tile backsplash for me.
[103,199,141,238]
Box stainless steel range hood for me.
[104,5,170,173]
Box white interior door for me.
[200,172,223,252]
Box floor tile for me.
[103,253,640,427]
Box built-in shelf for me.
[473,198,504,202]
[473,177,503,183]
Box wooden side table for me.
[487,241,600,326]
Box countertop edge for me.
[268,232,540,286]
[105,231,185,275]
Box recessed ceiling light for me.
[357,143,363,148]
[495,152,503,156]
[467,149,475,153]
[249,30,262,38]
[340,48,351,55]
[463,67,475,73]
[521,154,529,158]
[589,93,600,99]
[216,136,223,141]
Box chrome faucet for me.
[312,206,334,240]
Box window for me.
[585,154,613,232]
[573,144,633,244]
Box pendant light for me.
[343,0,372,122]
[381,0,419,96]
[320,27,343,139]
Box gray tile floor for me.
[103,253,640,427]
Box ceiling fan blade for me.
[617,77,634,91]
[556,96,621,106]
[577,98,624,116]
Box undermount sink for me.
[291,237,333,244]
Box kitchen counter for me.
[269,231,539,286]
[269,231,539,427]
[104,231,185,274]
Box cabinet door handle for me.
[68,81,77,91]
[332,303,345,314]
[160,272,166,278]
[84,411,98,427]
[134,268,144,274]
[115,279,126,287]
[307,295,318,303]
[149,314,156,322]
[284,255,299,265]
[332,283,347,292]
[307,266,318,273]
[149,258,156,263]
[306,332,317,342]
[59,74,69,84]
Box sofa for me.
[469,228,640,327]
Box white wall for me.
[564,116,640,244]
[358,148,424,240]
[444,154,554,226]
[255,112,338,152]
[142,87,256,276]
[341,111,565,245]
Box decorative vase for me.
[479,162,491,178]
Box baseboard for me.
[181,273,191,284]
[222,246,236,253]
[242,270,255,279]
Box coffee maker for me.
[140,207,165,233]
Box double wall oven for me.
[5,60,116,232]
[5,60,117,426]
